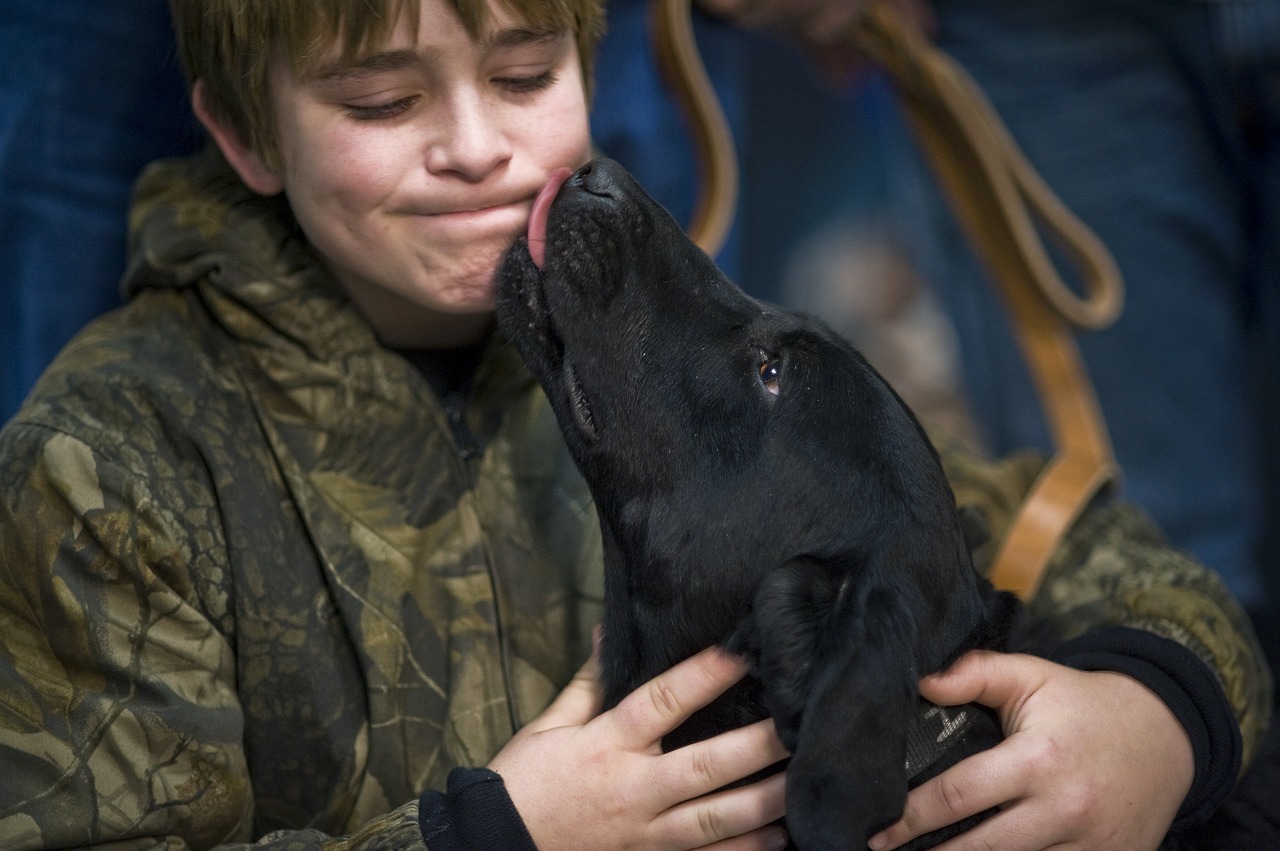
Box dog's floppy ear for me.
[728,556,919,850]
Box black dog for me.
[497,158,1020,850]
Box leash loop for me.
[650,0,739,258]
[651,0,1123,599]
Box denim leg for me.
[1229,5,1280,648]
[590,0,749,279]
[0,1,201,422]
[898,0,1269,605]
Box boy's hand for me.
[697,0,877,38]
[489,643,790,850]
[868,651,1194,851]
[694,0,934,45]
[694,0,934,76]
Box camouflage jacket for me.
[0,150,1270,850]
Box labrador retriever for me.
[496,158,1021,850]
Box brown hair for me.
[170,0,607,171]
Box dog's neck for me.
[595,518,745,704]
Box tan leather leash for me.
[650,0,1124,600]
[649,0,740,257]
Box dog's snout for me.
[570,159,627,199]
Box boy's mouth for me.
[527,167,573,270]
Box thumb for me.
[522,627,606,732]
[919,651,1047,721]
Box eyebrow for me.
[307,26,566,85]
[484,26,562,52]
[309,50,420,85]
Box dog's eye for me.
[758,353,781,397]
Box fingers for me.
[520,632,605,733]
[695,0,868,32]
[868,744,1023,849]
[605,645,751,749]
[493,639,789,851]
[868,652,1056,850]
[876,807,1051,851]
[919,651,1048,726]
[873,657,1188,851]
[661,718,791,804]
[704,826,790,851]
[662,770,790,851]
[794,2,867,45]
[608,648,790,848]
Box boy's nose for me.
[426,93,511,179]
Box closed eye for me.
[345,96,418,121]
[758,351,781,397]
[496,70,559,94]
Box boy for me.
[0,0,1269,849]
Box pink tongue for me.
[528,167,572,270]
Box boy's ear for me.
[192,80,285,197]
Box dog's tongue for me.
[528,167,572,270]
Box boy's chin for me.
[342,279,498,349]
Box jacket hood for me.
[123,146,380,363]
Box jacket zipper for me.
[441,390,522,735]
[442,391,480,460]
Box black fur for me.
[497,158,1019,849]
[496,157,1280,851]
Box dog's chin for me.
[524,357,600,450]
[498,241,600,445]
[498,241,558,362]
[538,356,602,448]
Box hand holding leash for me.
[694,0,932,50]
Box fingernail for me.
[867,833,888,850]
[766,828,789,851]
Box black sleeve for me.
[1049,626,1242,830]
[418,767,539,850]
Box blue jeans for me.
[591,1,899,302]
[590,0,750,279]
[0,1,202,422]
[896,0,1280,610]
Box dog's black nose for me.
[570,158,627,199]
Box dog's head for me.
[498,159,1015,848]
[498,158,995,653]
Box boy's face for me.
[264,0,592,347]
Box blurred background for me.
[2,0,1276,684]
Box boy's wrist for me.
[419,767,539,850]
[1049,626,1242,828]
